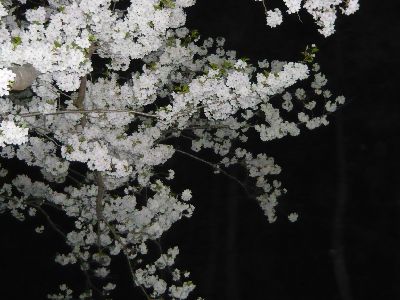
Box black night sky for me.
[1,1,399,299]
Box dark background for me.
[1,0,399,299]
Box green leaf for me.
[154,0,175,10]
[209,63,219,70]
[263,70,270,77]
[88,34,97,42]
[11,36,22,50]
[173,84,190,94]
[222,60,233,69]
[53,40,62,48]
[65,145,74,154]
[148,61,157,70]
[190,29,199,39]
[166,36,176,47]
[301,44,319,64]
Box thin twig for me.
[261,0,268,14]
[174,149,249,193]
[30,204,66,238]
[103,220,153,300]
[32,204,106,298]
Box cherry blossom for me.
[0,0,358,298]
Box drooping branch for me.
[103,219,154,300]
[174,148,249,193]
[30,203,106,298]
[30,204,66,238]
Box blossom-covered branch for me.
[255,0,359,36]
[0,0,356,298]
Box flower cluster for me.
[255,0,359,36]
[0,68,15,96]
[0,118,29,148]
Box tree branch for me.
[103,220,154,300]
[8,108,158,119]
[174,148,249,193]
[95,171,105,251]
[30,203,106,298]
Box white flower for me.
[94,267,110,278]
[35,225,45,233]
[0,3,8,18]
[175,0,196,7]
[166,169,175,180]
[283,0,302,14]
[336,95,346,104]
[288,212,299,222]
[169,282,196,299]
[26,7,47,24]
[28,207,37,216]
[266,8,283,28]
[181,189,192,201]
[0,120,29,147]
[325,101,337,112]
[341,0,360,15]
[103,283,116,291]
[0,68,16,96]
